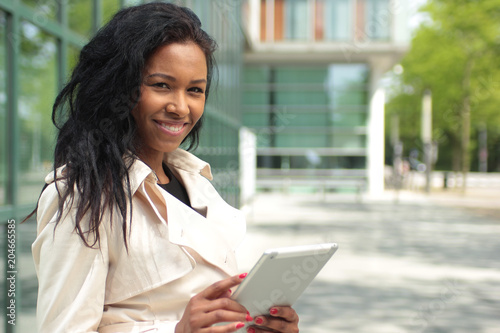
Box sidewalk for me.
[5,189,499,333]
[237,189,500,333]
[383,187,500,210]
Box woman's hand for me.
[175,273,253,333]
[247,306,299,333]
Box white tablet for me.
[227,243,338,331]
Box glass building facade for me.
[242,0,409,193]
[0,0,243,219]
[243,64,369,170]
[259,0,391,42]
[0,0,243,331]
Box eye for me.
[151,82,170,89]
[189,87,204,94]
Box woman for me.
[31,2,299,333]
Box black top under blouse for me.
[157,164,192,208]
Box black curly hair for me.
[31,2,218,248]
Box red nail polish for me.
[270,308,278,315]
[247,328,256,333]
[239,273,248,279]
[246,314,253,321]
[255,317,264,325]
[236,322,245,329]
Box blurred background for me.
[0,0,499,332]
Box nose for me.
[166,91,189,118]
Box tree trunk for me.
[452,135,461,173]
[460,56,475,192]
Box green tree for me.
[386,0,500,186]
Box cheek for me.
[193,101,205,122]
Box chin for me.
[159,142,184,153]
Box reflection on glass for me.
[243,64,369,154]
[18,21,57,205]
[327,64,369,91]
[275,67,327,83]
[22,0,58,23]
[103,0,120,25]
[366,0,391,40]
[67,44,80,75]
[327,64,369,104]
[68,0,93,37]
[124,0,144,6]
[323,0,352,40]
[0,12,6,206]
[325,64,368,148]
[285,0,310,40]
[244,66,269,84]
[192,0,242,205]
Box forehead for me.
[144,42,207,75]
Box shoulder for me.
[37,166,70,223]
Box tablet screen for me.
[230,243,338,330]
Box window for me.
[124,0,144,6]
[284,0,310,40]
[243,63,369,169]
[0,0,244,214]
[326,64,369,105]
[103,0,121,24]
[323,0,352,41]
[365,0,391,40]
[18,21,57,205]
[68,0,93,37]
[22,0,58,22]
[67,44,81,74]
[326,64,369,128]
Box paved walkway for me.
[4,189,500,333]
[236,189,500,333]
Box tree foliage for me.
[386,0,500,172]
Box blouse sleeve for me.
[32,186,109,333]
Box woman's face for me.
[132,42,207,155]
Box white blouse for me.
[32,149,246,333]
[99,248,228,333]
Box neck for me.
[138,149,169,184]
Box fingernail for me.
[246,314,253,321]
[255,317,264,325]
[270,307,278,315]
[236,322,245,329]
[239,273,248,279]
[247,328,256,333]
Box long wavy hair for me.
[29,2,217,248]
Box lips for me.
[159,123,183,132]
[154,120,187,135]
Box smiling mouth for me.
[155,120,186,133]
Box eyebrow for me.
[145,73,207,84]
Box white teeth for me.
[160,123,183,132]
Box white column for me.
[239,127,257,208]
[392,0,410,44]
[367,66,386,196]
[248,0,261,44]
